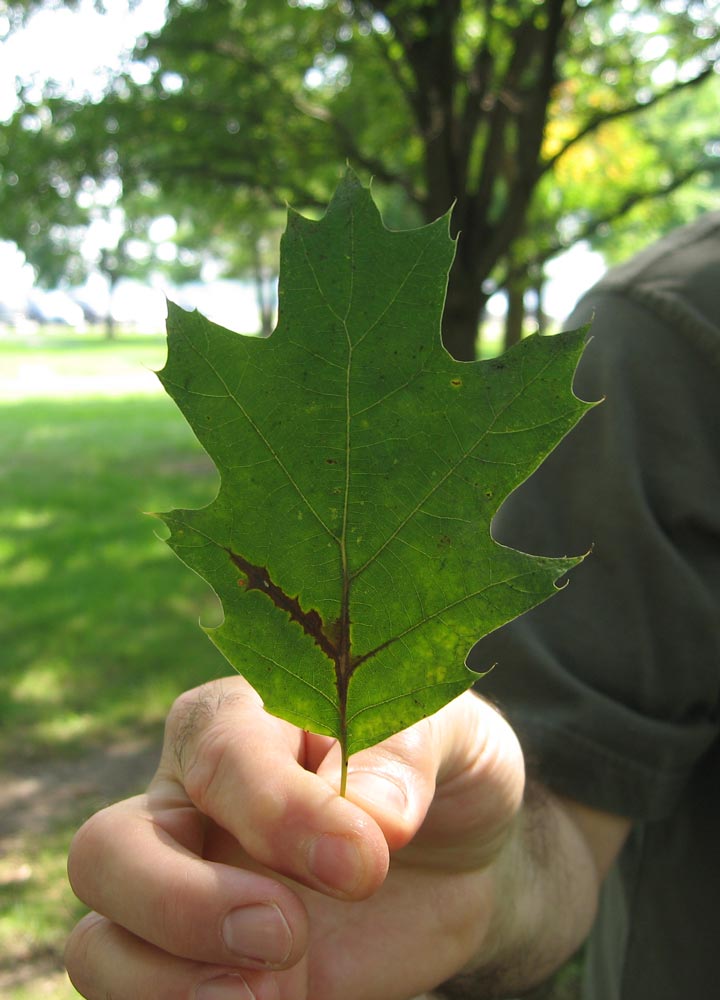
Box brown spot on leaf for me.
[226,548,338,663]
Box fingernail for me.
[308,834,363,895]
[222,902,292,966]
[348,771,408,814]
[196,974,255,1000]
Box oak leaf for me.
[156,171,591,787]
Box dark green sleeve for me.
[470,290,720,820]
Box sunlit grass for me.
[0,333,168,399]
[0,823,85,1000]
[0,336,229,759]
[0,334,234,997]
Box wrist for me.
[448,783,602,998]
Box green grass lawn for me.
[0,331,168,400]
[1,333,230,998]
[1,336,228,760]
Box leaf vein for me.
[350,353,561,580]
[173,323,339,544]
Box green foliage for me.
[513,5,720,285]
[157,173,592,782]
[570,81,720,267]
[4,0,719,356]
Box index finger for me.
[155,676,390,899]
[67,790,309,975]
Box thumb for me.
[316,715,442,852]
[316,691,525,866]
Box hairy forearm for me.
[436,783,610,999]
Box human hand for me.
[65,675,524,1000]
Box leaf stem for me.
[339,743,349,798]
[337,691,349,797]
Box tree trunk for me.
[504,283,525,351]
[440,234,490,361]
[255,272,274,337]
[104,273,118,340]
[532,281,548,335]
[252,240,275,337]
[441,276,486,361]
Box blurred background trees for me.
[1,0,719,355]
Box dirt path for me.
[0,736,164,997]
[0,735,162,844]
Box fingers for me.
[159,677,522,883]
[64,911,284,1000]
[156,677,390,900]
[318,691,525,870]
[66,678,524,999]
[404,691,526,869]
[67,794,308,971]
[314,719,441,853]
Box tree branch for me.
[458,0,497,161]
[366,0,464,215]
[209,36,421,204]
[539,65,716,178]
[473,0,567,265]
[352,2,418,117]
[500,159,720,288]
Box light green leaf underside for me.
[157,170,592,755]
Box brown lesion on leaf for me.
[227,546,424,684]
[225,548,340,664]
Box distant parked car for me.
[0,302,29,331]
[26,291,87,330]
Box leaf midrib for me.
[168,234,562,682]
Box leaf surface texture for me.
[158,172,591,755]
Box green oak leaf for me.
[156,170,592,788]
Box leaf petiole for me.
[339,747,348,798]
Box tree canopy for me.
[2,0,719,354]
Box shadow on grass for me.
[0,393,230,762]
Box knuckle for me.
[164,684,215,761]
[66,806,115,904]
[164,681,247,777]
[180,711,238,816]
